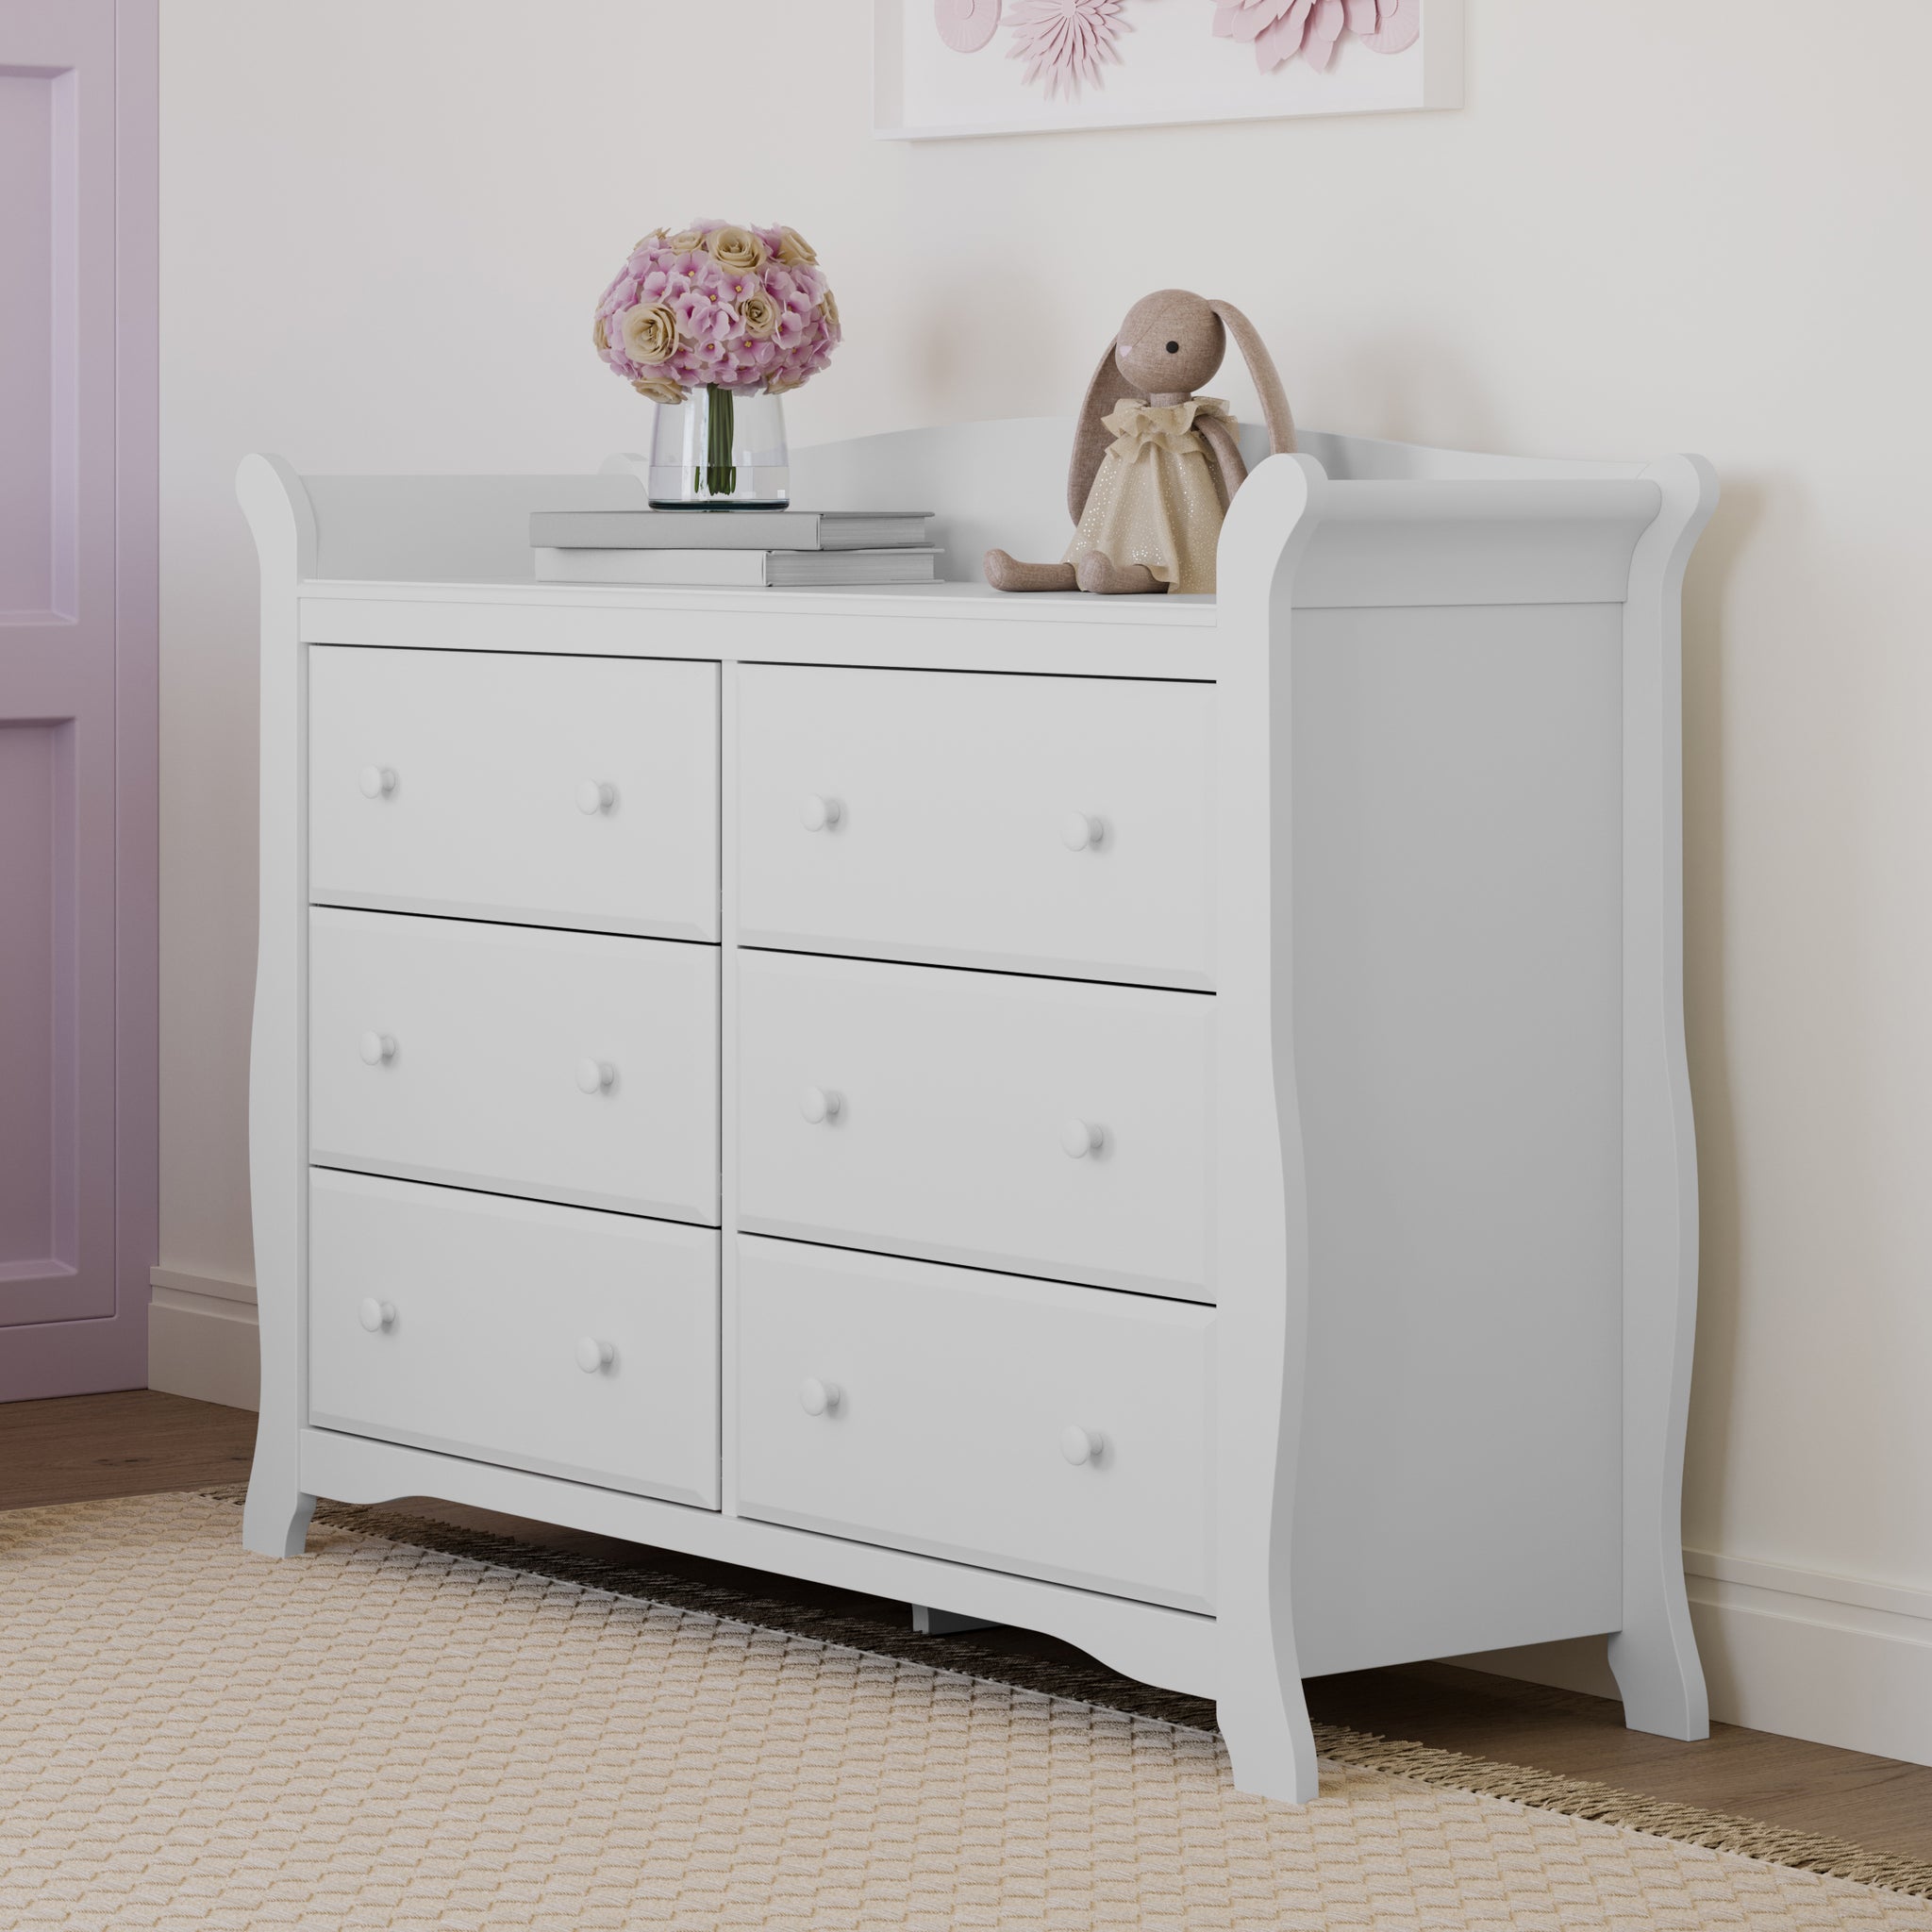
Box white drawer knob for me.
[1060,1117,1106,1158]
[1060,1424,1105,1466]
[359,1031,397,1067]
[358,1297,397,1334]
[1060,811,1105,851]
[576,779,617,816]
[801,793,843,833]
[576,1058,617,1095]
[358,765,398,800]
[575,1336,616,1374]
[800,1086,843,1125]
[799,1375,842,1417]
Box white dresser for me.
[239,417,1716,1803]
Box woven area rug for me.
[2,1491,1927,1930]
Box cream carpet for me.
[2,1490,1927,1931]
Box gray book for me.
[529,508,934,551]
[532,546,941,588]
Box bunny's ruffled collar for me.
[1102,395,1232,461]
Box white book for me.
[528,508,934,551]
[532,546,942,588]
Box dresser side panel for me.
[1290,600,1625,1673]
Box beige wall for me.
[159,1,1932,1748]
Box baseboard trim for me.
[1684,1552,1932,1768]
[150,1264,256,1306]
[1452,1552,1932,1769]
[146,1268,259,1411]
[1687,1548,1932,1627]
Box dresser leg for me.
[242,1442,316,1557]
[1218,1673,1320,1805]
[1607,1595,1709,1740]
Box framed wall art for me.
[875,0,1463,141]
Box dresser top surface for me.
[294,575,1221,680]
[297,575,1221,628]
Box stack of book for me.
[529,508,940,588]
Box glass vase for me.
[647,386,790,508]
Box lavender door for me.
[0,0,157,1399]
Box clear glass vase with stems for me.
[647,385,790,508]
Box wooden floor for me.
[0,1387,256,1511]
[5,1389,1928,1863]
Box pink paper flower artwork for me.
[1008,0,1129,98]
[935,0,1002,54]
[1357,0,1420,53]
[1211,0,1419,73]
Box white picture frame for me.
[874,0,1463,142]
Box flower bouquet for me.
[592,220,841,507]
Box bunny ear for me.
[1068,336,1143,525]
[1208,299,1295,455]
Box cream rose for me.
[667,228,708,253]
[620,301,680,365]
[708,225,767,273]
[818,288,840,331]
[737,291,779,341]
[630,375,686,405]
[591,312,609,354]
[775,226,818,267]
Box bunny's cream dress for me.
[1063,395,1232,593]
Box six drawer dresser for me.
[239,416,1717,1802]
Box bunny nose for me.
[1165,341,1180,353]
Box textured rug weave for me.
[2,1491,1927,1931]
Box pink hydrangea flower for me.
[767,268,821,320]
[636,267,691,306]
[673,291,741,344]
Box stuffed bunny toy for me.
[984,290,1294,595]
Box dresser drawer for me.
[308,1170,719,1506]
[735,1238,1212,1609]
[735,665,1213,988]
[308,645,719,940]
[309,908,719,1222]
[735,951,1210,1300]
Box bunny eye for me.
[1165,341,1180,353]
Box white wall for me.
[158,2,1932,1760]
